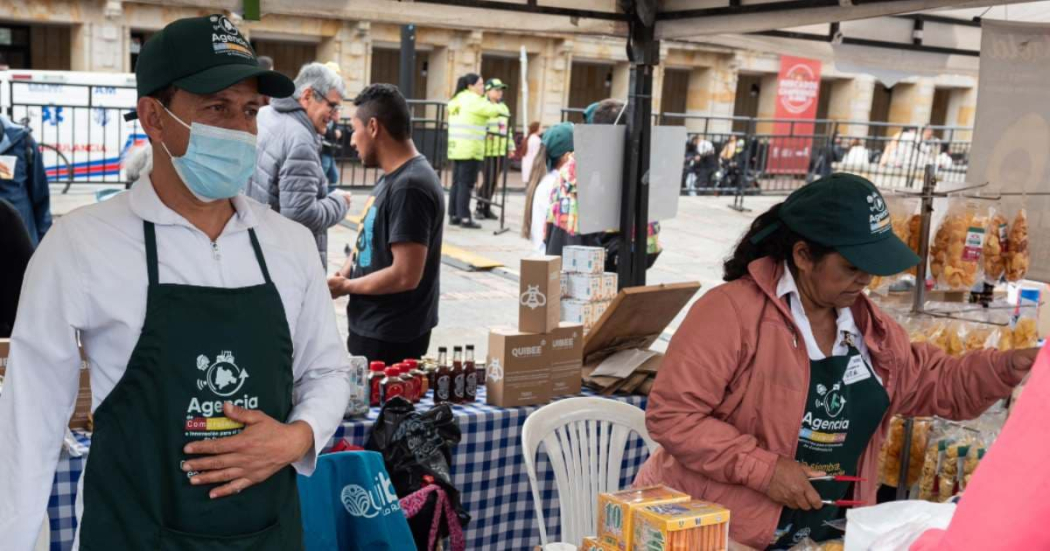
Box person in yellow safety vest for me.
[478,78,514,220]
[446,73,502,229]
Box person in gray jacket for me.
[248,62,351,268]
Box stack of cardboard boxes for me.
[485,256,584,407]
[560,246,618,333]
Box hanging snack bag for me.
[983,209,1009,283]
[879,416,931,489]
[930,201,987,291]
[1006,209,1030,282]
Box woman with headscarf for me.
[522,122,573,255]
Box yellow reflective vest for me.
[447,90,502,161]
[484,101,514,157]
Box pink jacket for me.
[634,257,1024,549]
[911,347,1050,551]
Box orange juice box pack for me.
[597,485,691,551]
[581,536,615,551]
[632,500,731,551]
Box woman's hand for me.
[766,456,825,511]
[1010,348,1040,375]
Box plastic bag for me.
[930,201,987,291]
[879,416,931,489]
[983,209,1009,283]
[845,500,956,551]
[1006,209,1030,282]
[365,397,471,542]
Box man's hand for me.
[328,274,352,299]
[765,456,825,511]
[340,191,352,208]
[181,403,314,499]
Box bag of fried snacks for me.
[788,539,844,551]
[983,208,1009,283]
[879,416,931,489]
[1005,209,1030,282]
[963,324,998,353]
[917,422,966,501]
[868,195,919,294]
[930,201,987,291]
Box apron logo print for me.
[195,351,249,397]
[340,471,401,518]
[815,382,846,418]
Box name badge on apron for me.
[842,355,871,386]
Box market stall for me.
[46,389,648,551]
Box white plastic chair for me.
[34,513,49,551]
[522,397,659,548]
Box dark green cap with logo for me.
[133,14,294,106]
[485,78,508,91]
[753,173,920,276]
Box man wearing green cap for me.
[635,173,1038,549]
[477,78,513,220]
[0,14,352,550]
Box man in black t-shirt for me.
[329,84,445,365]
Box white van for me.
[0,70,144,187]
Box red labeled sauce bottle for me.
[381,367,406,403]
[451,346,466,404]
[464,345,478,403]
[368,361,386,407]
[404,359,428,401]
[434,347,452,404]
[397,364,419,403]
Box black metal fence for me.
[561,107,973,195]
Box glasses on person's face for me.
[313,90,341,113]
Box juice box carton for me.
[597,485,690,551]
[632,500,731,551]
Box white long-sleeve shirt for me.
[0,178,351,550]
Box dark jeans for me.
[451,159,480,221]
[477,156,502,215]
[347,329,432,366]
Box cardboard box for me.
[565,272,604,301]
[486,328,552,407]
[583,282,702,396]
[563,245,605,274]
[561,299,595,331]
[598,485,691,551]
[551,322,583,396]
[632,500,730,551]
[602,273,619,300]
[581,536,614,551]
[0,339,92,429]
[519,256,562,334]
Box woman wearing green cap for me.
[521,122,574,254]
[635,173,1039,550]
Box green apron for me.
[772,330,889,549]
[78,221,302,550]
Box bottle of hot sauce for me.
[434,347,452,404]
[368,361,386,407]
[464,345,478,403]
[397,364,418,403]
[404,359,428,401]
[451,346,466,404]
[381,367,406,403]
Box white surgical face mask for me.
[161,107,257,202]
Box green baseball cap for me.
[133,14,293,106]
[485,78,508,91]
[755,173,920,276]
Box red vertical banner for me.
[767,56,822,174]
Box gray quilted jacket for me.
[247,97,348,268]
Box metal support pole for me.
[912,164,936,313]
[618,18,657,289]
[399,25,417,99]
[895,417,914,500]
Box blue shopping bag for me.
[298,450,416,551]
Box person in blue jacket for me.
[0,114,51,247]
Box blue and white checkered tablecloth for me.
[50,388,650,551]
